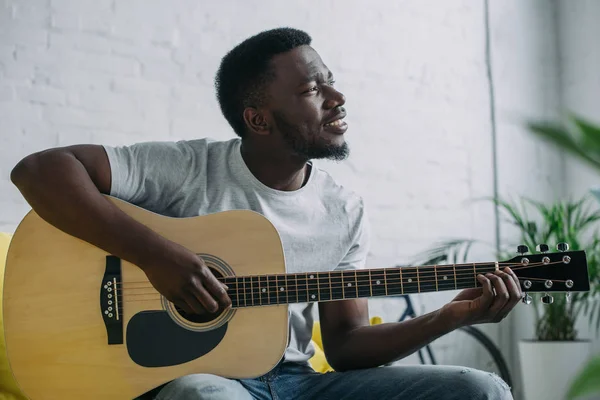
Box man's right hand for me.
[11,145,231,316]
[142,242,232,315]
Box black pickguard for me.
[127,311,227,367]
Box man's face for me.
[265,45,349,161]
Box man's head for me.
[215,27,349,161]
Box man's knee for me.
[155,374,250,400]
[455,368,512,400]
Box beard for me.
[273,111,350,161]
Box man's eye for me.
[307,86,319,93]
[328,80,336,86]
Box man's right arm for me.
[10,145,230,314]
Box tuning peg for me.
[541,293,554,304]
[522,293,533,305]
[566,292,572,303]
[517,245,529,255]
[536,244,549,253]
[557,242,569,252]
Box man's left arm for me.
[318,268,523,372]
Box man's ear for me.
[243,107,270,136]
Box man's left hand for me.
[440,267,523,328]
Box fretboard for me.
[220,263,498,309]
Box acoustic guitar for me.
[3,196,590,399]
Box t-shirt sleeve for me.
[102,140,207,214]
[335,199,371,271]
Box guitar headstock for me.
[502,243,590,305]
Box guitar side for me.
[3,196,289,399]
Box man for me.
[11,27,516,399]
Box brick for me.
[0,24,48,47]
[11,1,50,27]
[49,31,113,55]
[43,105,111,130]
[110,77,170,97]
[140,60,182,82]
[15,85,66,105]
[77,52,141,77]
[0,85,14,101]
[110,41,173,63]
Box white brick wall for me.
[0,0,574,397]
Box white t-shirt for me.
[103,137,370,364]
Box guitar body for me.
[3,197,289,399]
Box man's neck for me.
[240,141,309,192]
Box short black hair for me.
[215,27,312,138]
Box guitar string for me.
[114,259,541,287]
[115,260,553,290]
[119,263,566,301]
[116,260,561,291]
[118,267,505,295]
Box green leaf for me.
[528,121,600,171]
[567,356,600,399]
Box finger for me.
[190,284,219,313]
[505,267,523,298]
[500,268,522,301]
[476,274,494,310]
[200,267,232,309]
[486,273,509,319]
[183,292,208,315]
[493,269,521,320]
[174,297,197,315]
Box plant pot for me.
[519,339,591,400]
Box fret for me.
[307,273,318,302]
[243,276,251,307]
[329,272,333,300]
[368,270,373,297]
[318,273,331,301]
[402,268,419,294]
[418,266,437,293]
[456,266,475,290]
[222,277,239,308]
[295,274,299,304]
[453,264,457,290]
[434,265,438,292]
[399,268,404,294]
[354,270,359,298]
[342,270,357,299]
[356,270,371,298]
[281,275,288,304]
[259,276,268,306]
[330,271,343,300]
[285,274,298,304]
[267,275,278,304]
[251,276,260,306]
[370,269,386,297]
[316,272,321,301]
[416,267,421,293]
[387,268,403,295]
[297,273,308,303]
[472,263,477,287]
[384,269,388,295]
[436,266,456,291]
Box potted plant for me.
[527,114,600,399]
[411,195,600,400]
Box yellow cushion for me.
[0,233,26,399]
[309,316,383,373]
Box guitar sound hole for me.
[173,267,226,324]
[174,306,223,323]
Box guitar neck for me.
[220,263,499,308]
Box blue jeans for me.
[152,362,512,400]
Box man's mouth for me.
[324,119,345,127]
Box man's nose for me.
[324,87,346,109]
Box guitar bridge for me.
[101,256,123,344]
